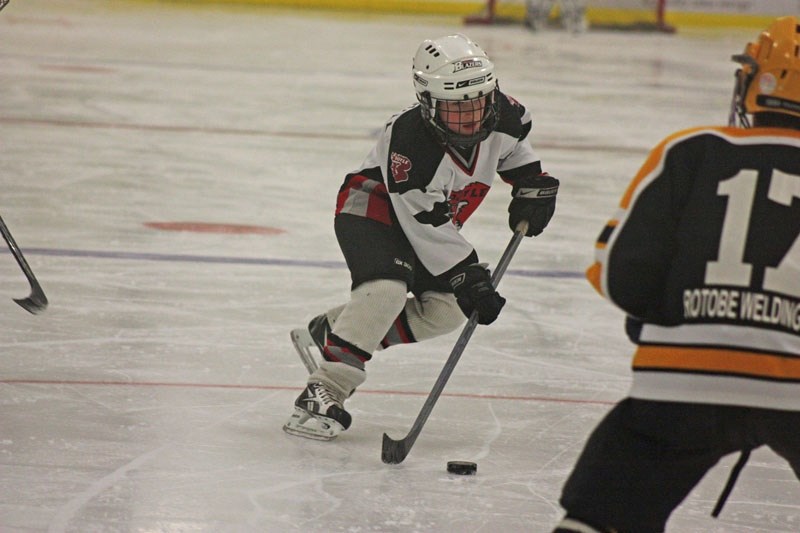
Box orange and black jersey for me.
[588,126,800,411]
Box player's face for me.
[438,96,487,136]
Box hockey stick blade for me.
[0,215,48,315]
[381,222,527,464]
[290,328,320,374]
[382,431,410,464]
[14,291,48,315]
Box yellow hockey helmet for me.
[731,16,800,127]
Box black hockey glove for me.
[450,264,506,325]
[508,174,559,237]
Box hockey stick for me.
[0,215,48,314]
[290,328,320,374]
[381,221,528,464]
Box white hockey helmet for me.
[412,34,500,148]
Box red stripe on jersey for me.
[336,174,392,226]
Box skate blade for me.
[290,328,319,374]
[283,407,343,441]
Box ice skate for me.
[283,381,352,441]
[290,314,331,374]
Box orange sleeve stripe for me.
[634,345,800,380]
[586,262,602,295]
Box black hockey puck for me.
[447,461,477,475]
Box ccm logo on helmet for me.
[453,59,483,72]
[455,76,486,89]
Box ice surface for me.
[1,2,797,532]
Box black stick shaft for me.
[0,215,48,314]
[381,221,527,464]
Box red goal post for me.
[465,0,675,32]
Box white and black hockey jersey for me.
[588,125,800,411]
[336,92,543,278]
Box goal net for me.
[465,0,675,33]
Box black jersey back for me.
[588,125,800,411]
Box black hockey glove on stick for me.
[381,220,528,464]
[508,174,559,237]
[0,215,48,314]
[449,264,506,325]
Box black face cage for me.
[417,88,500,148]
[729,53,759,128]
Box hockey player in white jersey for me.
[284,34,559,440]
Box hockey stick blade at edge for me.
[0,215,48,315]
[14,293,48,315]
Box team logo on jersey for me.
[448,182,490,229]
[453,59,482,73]
[390,152,412,183]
